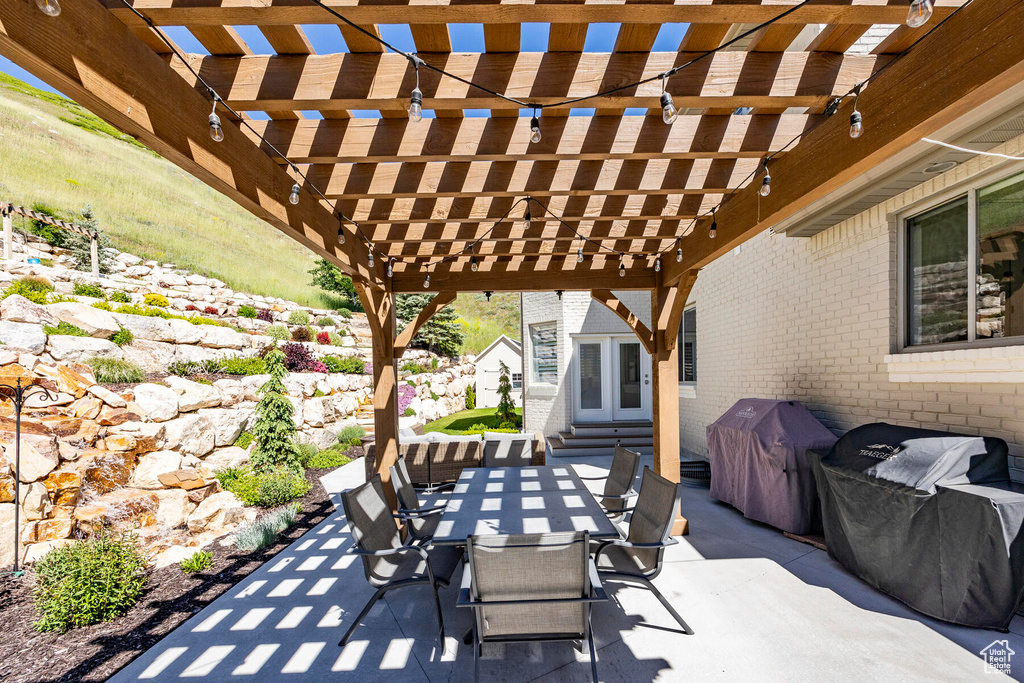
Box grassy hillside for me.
[454,292,521,355]
[0,73,337,307]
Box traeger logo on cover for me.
[859,443,902,460]
[736,408,757,419]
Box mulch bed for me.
[0,452,361,683]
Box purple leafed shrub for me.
[256,309,273,322]
[281,342,316,372]
[398,384,416,414]
[364,362,373,377]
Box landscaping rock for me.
[36,364,93,398]
[111,312,174,342]
[197,408,247,447]
[167,318,202,344]
[76,448,136,495]
[47,335,123,362]
[0,350,18,366]
[87,383,127,408]
[0,321,47,354]
[198,326,247,349]
[203,446,249,472]
[96,406,140,426]
[0,504,14,567]
[132,383,179,422]
[75,488,159,532]
[0,472,14,503]
[303,396,336,427]
[46,302,119,338]
[157,468,210,491]
[164,376,221,412]
[173,344,224,365]
[214,378,244,406]
[284,373,318,398]
[131,451,182,489]
[124,265,151,277]
[154,489,197,530]
[41,470,81,506]
[122,339,176,372]
[1,294,57,325]
[241,374,271,401]
[1,433,59,482]
[298,428,338,451]
[187,491,244,534]
[22,539,73,564]
[152,544,199,569]
[21,481,52,520]
[162,414,215,456]
[72,396,102,420]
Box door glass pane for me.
[579,343,602,410]
[978,172,1024,339]
[907,197,969,345]
[618,343,641,409]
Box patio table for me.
[431,465,621,545]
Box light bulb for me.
[289,183,300,205]
[530,116,542,144]
[367,250,374,268]
[577,246,584,263]
[208,112,224,142]
[386,260,393,278]
[676,244,683,262]
[907,0,933,28]
[485,291,492,302]
[660,92,678,125]
[759,174,771,197]
[337,227,346,244]
[655,258,661,273]
[849,110,863,139]
[408,87,423,123]
[523,206,532,231]
[471,256,478,272]
[36,0,60,16]
[709,220,717,239]
[423,274,430,288]
[619,261,626,278]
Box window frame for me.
[511,372,523,389]
[678,305,697,385]
[897,163,1024,353]
[528,321,558,386]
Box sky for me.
[0,22,690,117]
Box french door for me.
[572,336,651,423]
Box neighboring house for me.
[473,334,523,409]
[523,105,1024,474]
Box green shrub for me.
[430,357,440,370]
[43,322,90,337]
[338,424,366,447]
[234,431,254,450]
[498,421,518,431]
[92,300,113,311]
[194,378,213,386]
[3,276,55,304]
[465,384,476,410]
[327,331,345,346]
[179,550,213,574]
[335,307,352,319]
[250,350,301,474]
[39,258,54,267]
[295,442,318,467]
[109,327,134,346]
[323,355,364,374]
[108,290,130,303]
[234,503,300,552]
[46,293,78,304]
[220,355,267,376]
[32,530,148,633]
[167,360,199,377]
[87,357,145,383]
[266,324,290,341]
[185,315,224,327]
[115,303,171,318]
[315,316,334,327]
[237,305,257,319]
[291,326,312,342]
[143,293,169,307]
[404,407,416,417]
[26,202,68,247]
[72,282,106,299]
[287,309,310,325]
[218,467,310,507]
[302,445,352,469]
[400,361,428,375]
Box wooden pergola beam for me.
[663,0,1024,287]
[107,1,961,27]
[392,264,656,293]
[590,290,656,354]
[0,0,379,286]
[394,291,457,358]
[168,51,884,113]
[247,114,811,165]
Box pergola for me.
[2,0,1022,531]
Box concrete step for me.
[570,421,653,437]
[557,431,654,448]
[547,438,655,458]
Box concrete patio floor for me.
[112,454,1024,682]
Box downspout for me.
[519,291,526,431]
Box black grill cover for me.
[707,399,837,534]
[809,423,1024,630]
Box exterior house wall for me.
[680,132,1024,480]
[522,291,652,436]
[473,337,523,408]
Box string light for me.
[523,202,532,231]
[288,183,300,205]
[485,291,492,302]
[423,273,430,288]
[337,225,346,244]
[35,0,60,16]
[367,247,374,269]
[676,239,683,263]
[655,257,661,273]
[386,258,393,278]
[660,74,678,125]
[709,207,718,239]
[555,290,563,300]
[470,244,479,273]
[907,0,934,28]
[208,98,224,142]
[577,243,585,263]
[530,112,542,144]
[849,85,864,139]
[619,259,626,277]
[759,159,771,197]
[408,56,424,123]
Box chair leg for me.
[339,586,388,646]
[431,581,447,655]
[587,628,600,683]
[473,627,481,683]
[642,577,694,635]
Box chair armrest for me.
[576,475,608,482]
[416,482,457,492]
[394,505,446,520]
[350,544,438,585]
[588,560,608,601]
[456,570,474,608]
[603,506,635,518]
[599,489,638,501]
[593,537,677,566]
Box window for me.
[904,170,1024,348]
[529,322,557,384]
[511,372,522,389]
[679,306,697,382]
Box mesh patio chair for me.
[457,531,607,682]
[481,435,534,468]
[339,475,463,652]
[578,445,641,520]
[593,467,694,635]
[389,457,447,543]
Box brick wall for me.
[680,132,1024,479]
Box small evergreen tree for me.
[66,206,115,274]
[250,349,301,474]
[396,294,466,357]
[307,258,359,310]
[496,360,517,426]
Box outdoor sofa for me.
[364,430,546,484]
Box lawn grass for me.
[423,407,523,434]
[0,73,343,308]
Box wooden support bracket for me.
[589,289,655,354]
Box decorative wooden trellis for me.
[1,203,101,276]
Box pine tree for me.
[66,206,115,274]
[396,293,466,357]
[250,349,301,474]
[496,360,517,427]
